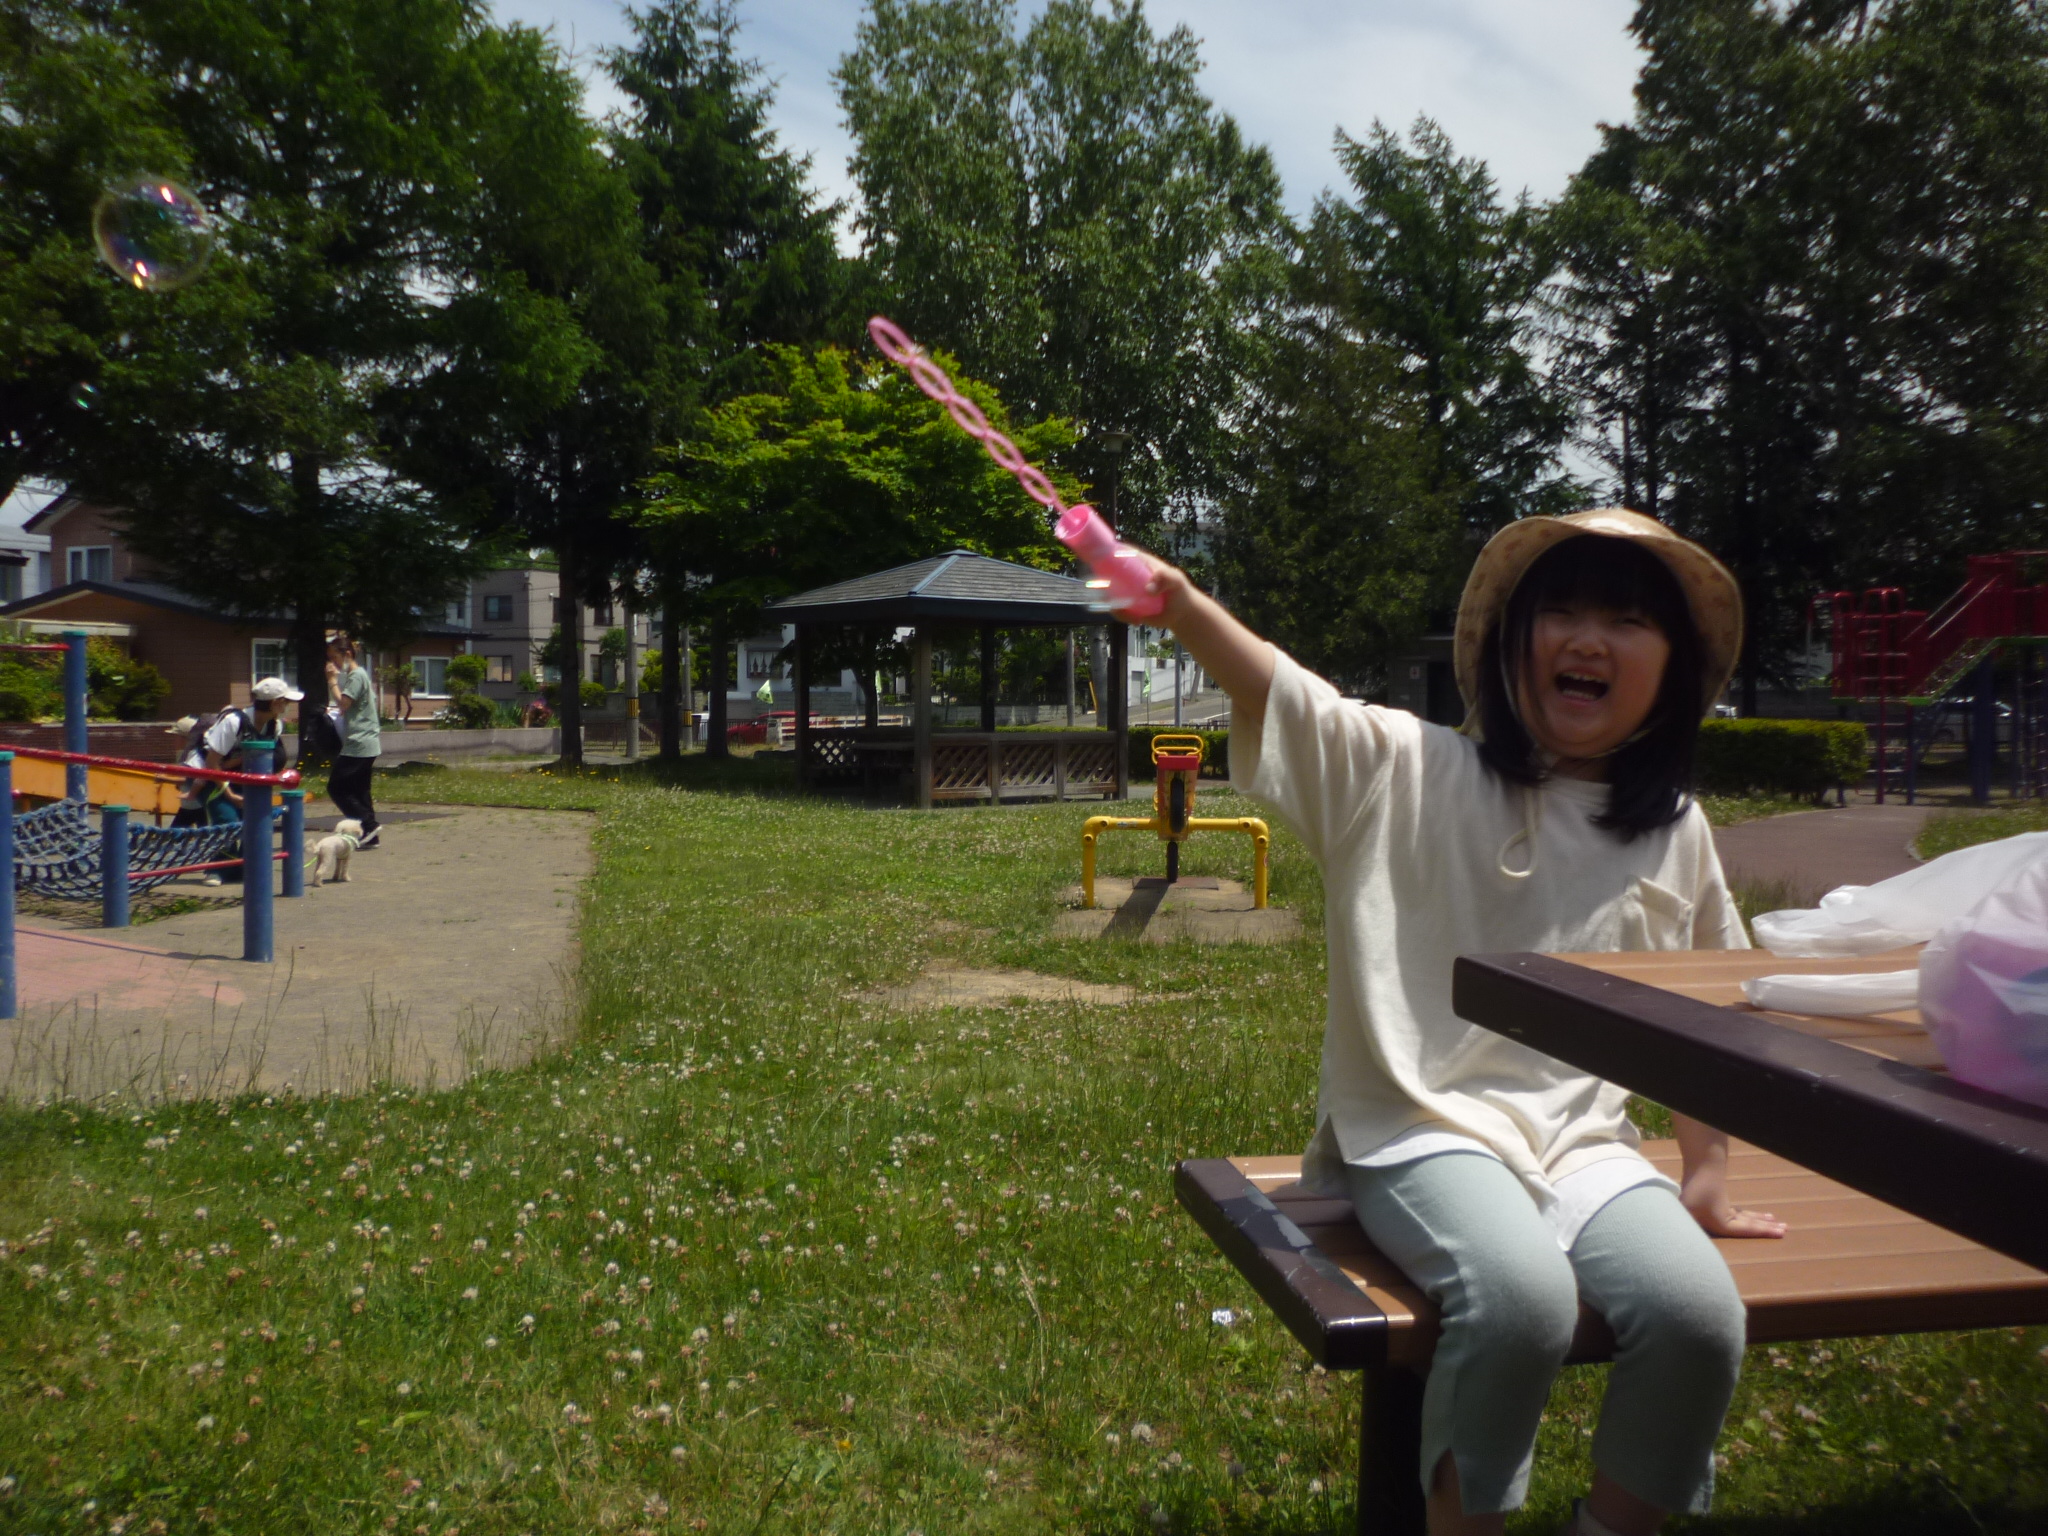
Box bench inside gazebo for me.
[762,550,1130,807]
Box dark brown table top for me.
[1452,947,2048,1272]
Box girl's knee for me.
[1456,1249,1580,1363]
[1627,1267,1746,1381]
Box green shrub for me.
[435,691,496,729]
[541,679,608,710]
[445,652,488,692]
[1126,726,1230,780]
[0,636,170,721]
[1694,718,1865,802]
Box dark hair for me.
[1473,534,1703,840]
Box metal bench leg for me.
[1357,1360,1426,1536]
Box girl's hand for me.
[1107,548,1193,625]
[1681,1183,1788,1239]
[1673,1112,1788,1238]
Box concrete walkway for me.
[1713,803,1931,902]
[1,804,591,1102]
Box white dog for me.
[313,818,364,886]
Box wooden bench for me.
[1176,1138,2048,1535]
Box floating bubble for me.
[92,176,215,292]
[70,382,98,410]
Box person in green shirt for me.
[325,632,382,849]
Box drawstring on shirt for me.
[1497,786,1541,880]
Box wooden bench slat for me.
[1180,1139,2048,1372]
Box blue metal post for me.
[241,747,274,962]
[1970,653,1997,806]
[63,630,88,801]
[100,803,130,928]
[0,753,15,1019]
[280,789,304,898]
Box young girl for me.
[1129,509,1784,1536]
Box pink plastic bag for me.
[1918,855,2048,1108]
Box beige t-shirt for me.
[1234,649,1748,1210]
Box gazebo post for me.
[913,628,933,810]
[1109,620,1130,798]
[793,624,811,789]
[978,624,997,731]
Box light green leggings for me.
[1345,1152,1746,1515]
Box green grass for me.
[1916,803,2048,861]
[2,764,2043,1533]
[1694,792,1826,829]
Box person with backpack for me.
[326,633,381,849]
[197,677,298,884]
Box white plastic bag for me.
[1750,831,2048,957]
[1918,857,2048,1108]
[1740,969,1920,1017]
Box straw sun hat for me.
[1452,508,1744,717]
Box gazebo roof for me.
[762,550,1101,627]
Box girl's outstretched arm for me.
[1113,557,1275,728]
[1674,1112,1788,1238]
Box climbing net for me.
[14,800,246,903]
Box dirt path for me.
[1,804,591,1101]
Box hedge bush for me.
[1126,726,1230,781]
[1694,718,1865,802]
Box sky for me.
[495,0,1648,223]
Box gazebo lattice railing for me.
[762,551,1132,807]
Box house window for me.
[252,640,298,687]
[67,546,112,584]
[593,602,614,627]
[485,654,513,683]
[483,594,513,622]
[745,650,779,679]
[0,563,21,603]
[413,656,450,697]
[446,594,469,625]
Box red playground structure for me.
[1819,551,2048,803]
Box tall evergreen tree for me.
[2,0,600,749]
[1220,119,1574,689]
[607,0,850,756]
[1554,0,2048,704]
[838,0,1289,538]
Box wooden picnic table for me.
[1451,947,2048,1272]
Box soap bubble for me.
[92,176,214,292]
[70,382,98,410]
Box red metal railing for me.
[2,744,301,789]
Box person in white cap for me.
[201,676,301,819]
[1121,511,1776,1536]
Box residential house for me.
[466,562,654,710]
[3,492,476,719]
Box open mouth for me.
[1555,671,1609,701]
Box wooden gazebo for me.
[762,550,1129,807]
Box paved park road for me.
[1,804,591,1101]
[1712,802,1931,902]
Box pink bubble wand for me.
[866,315,1163,618]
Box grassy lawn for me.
[1,762,2042,1534]
[1917,803,2048,860]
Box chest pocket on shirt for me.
[1617,876,1694,951]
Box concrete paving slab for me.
[1,804,591,1101]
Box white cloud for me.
[490,0,1645,219]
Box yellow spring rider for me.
[1081,734,1270,909]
